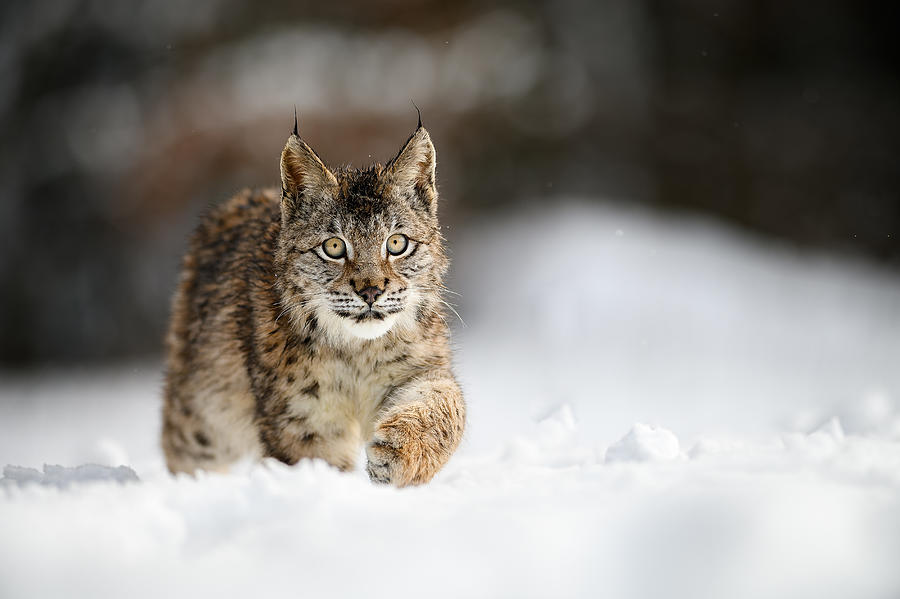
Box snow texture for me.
[1,464,139,488]
[604,423,682,463]
[2,200,899,599]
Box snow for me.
[2,200,900,598]
[604,423,682,463]
[1,464,139,488]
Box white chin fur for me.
[316,306,399,341]
[315,293,418,343]
[341,314,398,340]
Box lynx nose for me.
[356,286,383,306]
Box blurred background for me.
[0,0,898,367]
[4,5,900,595]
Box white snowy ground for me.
[2,200,900,599]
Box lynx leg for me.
[161,395,223,474]
[162,373,262,475]
[366,376,465,487]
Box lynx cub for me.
[161,116,465,486]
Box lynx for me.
[161,115,465,487]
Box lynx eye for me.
[386,233,409,256]
[322,237,346,259]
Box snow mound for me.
[605,423,682,463]
[1,464,139,489]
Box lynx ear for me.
[385,126,437,216]
[280,134,337,213]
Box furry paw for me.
[365,438,404,485]
[365,408,446,487]
[366,379,465,487]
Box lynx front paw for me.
[365,438,407,486]
[365,409,452,487]
[365,425,431,488]
[366,379,465,487]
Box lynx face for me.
[276,126,446,341]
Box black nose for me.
[356,286,384,306]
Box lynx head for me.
[275,120,447,342]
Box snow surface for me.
[2,200,900,598]
[604,423,682,463]
[1,464,139,488]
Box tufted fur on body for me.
[161,120,465,487]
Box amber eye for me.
[322,237,346,259]
[386,233,409,256]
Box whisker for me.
[437,298,466,327]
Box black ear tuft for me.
[411,100,422,129]
[292,106,299,137]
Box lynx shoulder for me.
[161,120,465,487]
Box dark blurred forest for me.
[1,0,898,366]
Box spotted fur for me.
[161,125,465,486]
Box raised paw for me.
[365,407,453,487]
[365,438,403,485]
[366,379,465,487]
